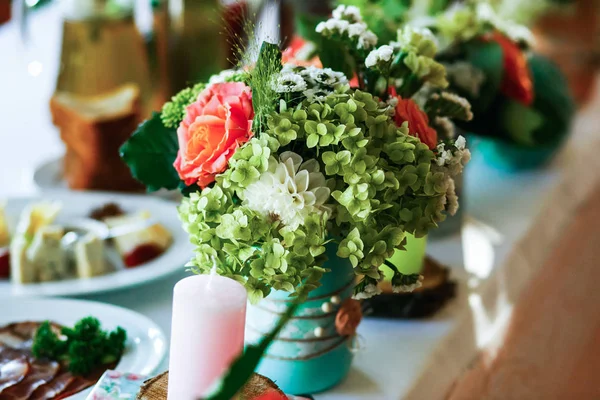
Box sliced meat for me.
[29,372,75,400]
[0,357,29,392]
[0,333,29,351]
[3,323,40,341]
[0,322,62,346]
[0,359,59,400]
[0,321,112,399]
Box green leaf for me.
[256,41,282,77]
[120,112,181,192]
[501,100,544,146]
[307,133,319,148]
[318,37,355,79]
[250,41,282,131]
[204,290,305,400]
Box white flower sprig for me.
[353,284,382,300]
[392,276,424,293]
[316,5,378,50]
[435,135,471,175]
[365,45,395,69]
[332,5,362,23]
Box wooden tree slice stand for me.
[363,256,457,319]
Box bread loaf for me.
[50,84,145,192]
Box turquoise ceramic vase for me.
[245,243,355,395]
[469,134,560,172]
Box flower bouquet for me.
[431,2,575,170]
[323,1,575,171]
[121,5,471,393]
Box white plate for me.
[32,157,67,190]
[0,191,193,297]
[32,157,181,201]
[1,297,167,399]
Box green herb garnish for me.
[32,317,127,376]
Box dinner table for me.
[1,3,599,399]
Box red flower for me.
[393,96,438,150]
[490,32,534,106]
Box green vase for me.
[383,234,427,279]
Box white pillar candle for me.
[168,274,247,399]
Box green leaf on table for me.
[120,112,181,192]
[203,293,304,400]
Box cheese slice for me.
[27,225,68,282]
[104,211,172,257]
[10,202,62,284]
[75,233,108,278]
[10,236,33,284]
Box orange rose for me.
[174,82,254,187]
[394,96,438,150]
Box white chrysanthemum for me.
[365,45,394,69]
[353,284,382,300]
[301,66,348,87]
[332,5,362,23]
[271,71,307,93]
[302,88,329,102]
[244,152,331,230]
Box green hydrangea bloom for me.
[179,85,464,300]
[160,83,206,129]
